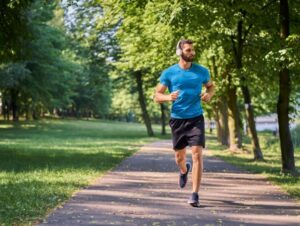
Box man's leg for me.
[175,148,191,188]
[175,148,187,174]
[191,146,203,193]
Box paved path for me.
[39,140,300,226]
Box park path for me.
[39,140,300,226]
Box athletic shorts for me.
[169,115,205,151]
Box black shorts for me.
[169,115,205,151]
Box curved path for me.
[39,140,300,226]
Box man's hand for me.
[201,92,213,103]
[201,80,215,103]
[154,84,180,103]
[169,90,180,101]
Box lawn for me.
[0,119,168,226]
[206,131,300,201]
[1,119,299,225]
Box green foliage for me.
[60,0,112,117]
[0,63,31,88]
[0,1,78,119]
[0,0,33,61]
[0,1,113,119]
[0,0,299,129]
[24,2,76,110]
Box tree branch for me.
[230,35,238,59]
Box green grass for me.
[207,131,300,201]
[0,119,169,226]
[2,119,299,225]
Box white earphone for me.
[176,40,183,56]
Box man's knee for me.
[192,146,203,163]
[175,152,185,164]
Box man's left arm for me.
[201,80,215,103]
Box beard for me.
[181,53,195,62]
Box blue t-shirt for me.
[159,63,210,119]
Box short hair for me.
[178,39,193,50]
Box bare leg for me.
[191,146,203,193]
[174,148,187,174]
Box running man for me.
[154,39,215,207]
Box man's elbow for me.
[206,81,215,88]
[153,93,160,103]
[153,93,163,104]
[207,82,215,91]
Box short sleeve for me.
[159,70,170,87]
[203,68,210,84]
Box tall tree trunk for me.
[277,0,295,173]
[227,84,242,150]
[11,88,19,121]
[160,103,166,135]
[213,99,229,146]
[210,56,229,145]
[218,69,230,147]
[210,56,221,141]
[2,99,10,121]
[218,96,229,146]
[135,71,154,137]
[213,104,222,142]
[241,87,263,160]
[232,19,263,159]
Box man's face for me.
[181,43,195,62]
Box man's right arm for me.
[154,84,179,103]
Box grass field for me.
[0,119,168,226]
[206,131,300,201]
[1,119,299,225]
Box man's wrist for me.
[206,89,214,96]
[166,94,172,101]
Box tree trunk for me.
[211,56,229,146]
[241,87,263,160]
[213,104,222,142]
[213,100,229,146]
[277,0,295,173]
[2,99,10,121]
[233,19,263,159]
[135,71,154,137]
[32,107,40,120]
[227,85,242,150]
[218,97,229,146]
[25,107,32,120]
[160,103,166,135]
[11,89,19,121]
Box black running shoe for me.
[188,192,200,207]
[179,162,191,188]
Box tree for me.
[58,0,113,118]
[0,0,33,62]
[0,1,85,120]
[277,0,295,173]
[98,0,159,136]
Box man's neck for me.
[178,59,192,70]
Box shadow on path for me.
[39,140,300,226]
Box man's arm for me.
[154,84,179,103]
[201,80,215,103]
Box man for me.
[154,39,215,207]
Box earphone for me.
[176,40,183,56]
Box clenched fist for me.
[201,92,212,103]
[169,90,180,101]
